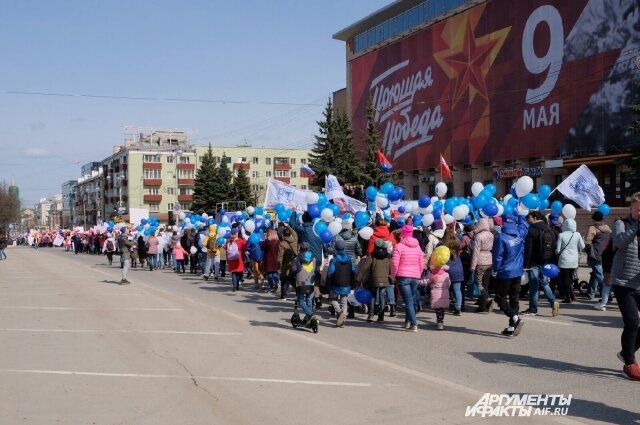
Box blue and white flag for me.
[555,164,605,211]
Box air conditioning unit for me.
[528,156,543,163]
[420,176,429,182]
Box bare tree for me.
[0,182,20,235]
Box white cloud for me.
[24,148,51,158]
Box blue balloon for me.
[140,218,147,225]
[541,263,560,278]
[482,202,499,217]
[264,213,271,220]
[538,185,552,199]
[313,220,328,235]
[474,193,490,209]
[433,207,442,220]
[354,211,370,230]
[219,209,226,216]
[418,195,431,208]
[365,186,378,202]
[354,289,373,304]
[307,204,321,219]
[444,198,457,215]
[504,204,514,215]
[412,215,423,226]
[510,185,519,199]
[539,199,549,210]
[383,212,392,222]
[551,200,563,215]
[398,206,406,214]
[597,203,610,217]
[216,237,226,245]
[319,229,333,244]
[396,187,405,200]
[397,217,405,226]
[274,203,285,213]
[522,193,541,210]
[329,203,340,217]
[507,197,518,209]
[249,232,262,244]
[380,182,395,195]
[485,184,497,196]
[277,210,288,221]
[387,189,400,202]
[316,194,328,208]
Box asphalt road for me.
[0,246,637,425]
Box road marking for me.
[1,283,50,286]
[525,317,572,326]
[0,307,183,311]
[0,329,240,335]
[0,368,371,387]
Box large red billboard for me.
[351,0,640,170]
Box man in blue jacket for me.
[491,213,529,337]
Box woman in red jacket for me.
[260,229,281,294]
[226,229,247,292]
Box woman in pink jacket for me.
[390,225,425,332]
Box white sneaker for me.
[593,303,606,311]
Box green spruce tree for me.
[191,144,218,214]
[332,110,363,186]
[211,153,232,209]
[360,97,384,188]
[232,166,253,206]
[308,99,336,189]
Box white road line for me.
[0,329,240,335]
[0,307,183,311]
[0,368,371,387]
[525,317,572,326]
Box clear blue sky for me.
[0,0,389,206]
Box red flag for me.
[376,149,393,173]
[440,154,452,180]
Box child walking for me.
[326,239,354,327]
[291,242,317,325]
[173,242,189,273]
[428,246,452,330]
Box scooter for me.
[291,303,319,333]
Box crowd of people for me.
[14,192,640,381]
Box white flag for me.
[263,178,312,212]
[324,175,367,213]
[324,174,345,200]
[555,164,605,211]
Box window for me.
[225,157,232,164]
[148,188,159,195]
[300,158,307,164]
[412,185,419,200]
[179,156,190,164]
[178,169,195,179]
[167,203,174,211]
[166,187,175,195]
[149,204,159,212]
[275,170,290,178]
[239,157,247,163]
[252,171,259,178]
[291,171,297,178]
[144,169,161,179]
[181,203,192,211]
[290,158,296,165]
[143,154,160,163]
[166,155,174,164]
[252,157,259,164]
[275,157,289,165]
[265,157,271,165]
[179,188,193,195]
[265,171,272,177]
[301,185,307,190]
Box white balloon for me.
[471,182,484,196]
[178,212,186,220]
[358,226,374,240]
[217,227,226,237]
[201,213,208,219]
[375,195,389,209]
[435,182,448,198]
[190,246,197,255]
[452,205,468,221]
[496,204,505,217]
[405,201,418,213]
[519,208,529,217]
[503,194,512,205]
[246,206,255,215]
[431,196,439,204]
[184,217,191,224]
[347,291,361,307]
[221,215,230,223]
[305,192,319,205]
[328,220,342,236]
[515,176,534,198]
[423,214,435,227]
[443,214,454,224]
[244,220,256,233]
[562,204,577,220]
[321,208,334,222]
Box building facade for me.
[334,0,640,205]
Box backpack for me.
[539,227,557,262]
[207,237,217,252]
[226,241,239,260]
[106,240,114,252]
[329,259,354,289]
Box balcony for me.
[233,163,250,170]
[178,178,194,186]
[274,163,291,171]
[143,179,162,187]
[274,176,290,184]
[143,162,162,170]
[177,163,195,170]
[143,194,163,203]
[178,194,193,202]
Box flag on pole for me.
[555,164,605,211]
[300,165,315,178]
[376,149,393,173]
[440,154,452,180]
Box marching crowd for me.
[15,192,640,381]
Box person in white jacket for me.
[102,233,117,266]
[556,218,585,304]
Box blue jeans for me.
[452,281,464,311]
[369,285,395,312]
[266,272,280,290]
[231,272,243,290]
[147,255,156,270]
[587,258,604,297]
[296,286,315,320]
[528,267,556,313]
[397,277,419,326]
[0,248,6,259]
